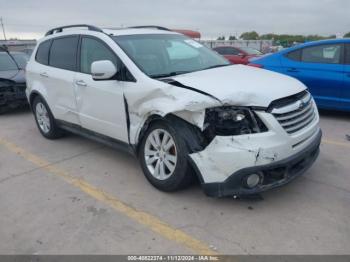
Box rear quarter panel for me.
[26,60,49,104]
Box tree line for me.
[217,31,350,47]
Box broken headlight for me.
[203,107,268,138]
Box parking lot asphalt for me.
[0,108,349,255]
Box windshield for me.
[113,34,230,78]
[0,52,18,71]
[239,47,262,55]
[11,52,29,69]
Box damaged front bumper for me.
[201,129,321,197]
[189,110,322,197]
[0,82,28,113]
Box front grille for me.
[272,91,316,134]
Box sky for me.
[0,0,349,40]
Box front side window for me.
[286,49,302,61]
[80,37,119,74]
[0,52,18,71]
[301,44,342,64]
[49,36,79,71]
[113,34,229,78]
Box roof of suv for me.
[103,28,179,36]
[43,25,180,39]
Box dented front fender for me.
[123,79,221,145]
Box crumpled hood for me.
[171,65,306,108]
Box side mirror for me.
[91,60,118,80]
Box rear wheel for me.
[33,96,64,139]
[139,121,194,192]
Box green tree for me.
[259,33,278,40]
[240,31,259,40]
[228,35,236,40]
[344,32,350,38]
[217,36,225,40]
[305,34,336,41]
[258,33,336,47]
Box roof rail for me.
[45,24,103,36]
[128,25,170,31]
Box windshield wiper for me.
[150,71,191,79]
[150,64,230,79]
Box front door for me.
[74,36,129,142]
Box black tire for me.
[139,120,194,192]
[32,96,64,139]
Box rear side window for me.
[227,47,240,55]
[345,44,350,64]
[80,37,119,74]
[214,47,225,55]
[35,40,51,65]
[49,36,79,71]
[285,49,301,61]
[301,44,342,64]
[215,47,239,55]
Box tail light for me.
[248,63,264,68]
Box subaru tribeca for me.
[26,25,322,197]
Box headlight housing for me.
[203,106,268,139]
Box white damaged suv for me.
[26,25,322,197]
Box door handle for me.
[287,68,299,73]
[40,72,49,78]
[75,80,87,87]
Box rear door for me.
[74,36,129,142]
[343,44,350,110]
[281,43,344,109]
[46,35,80,124]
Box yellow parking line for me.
[0,138,218,255]
[322,139,350,149]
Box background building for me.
[0,39,36,55]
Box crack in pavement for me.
[0,171,36,184]
[302,176,350,195]
[0,145,105,185]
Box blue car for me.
[250,39,350,111]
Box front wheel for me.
[139,121,194,192]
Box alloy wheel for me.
[35,102,51,133]
[144,129,178,180]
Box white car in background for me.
[26,25,322,197]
